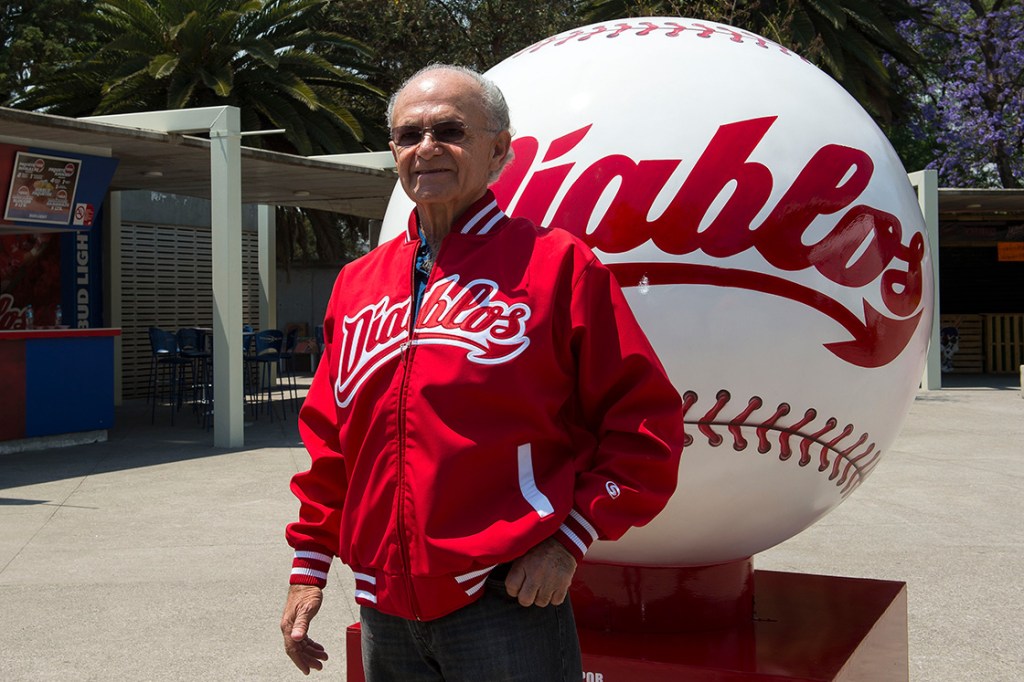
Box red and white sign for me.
[381,18,933,568]
[72,203,95,227]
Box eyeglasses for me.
[390,121,496,148]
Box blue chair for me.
[177,327,212,425]
[242,324,258,416]
[251,329,284,421]
[312,324,325,370]
[278,326,300,412]
[147,327,190,425]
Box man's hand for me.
[281,584,329,674]
[504,537,578,607]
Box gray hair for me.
[387,64,515,182]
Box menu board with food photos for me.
[3,152,82,226]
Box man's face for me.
[389,71,511,217]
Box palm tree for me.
[15,0,383,155]
[583,0,922,123]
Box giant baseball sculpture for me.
[381,17,933,572]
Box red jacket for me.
[287,191,683,621]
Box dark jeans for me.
[360,578,583,682]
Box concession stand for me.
[0,143,120,448]
[0,105,397,451]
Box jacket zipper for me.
[394,360,418,618]
[395,235,442,620]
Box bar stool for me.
[147,327,189,425]
[177,327,212,424]
[242,324,257,418]
[278,326,300,413]
[312,324,325,371]
[251,329,284,421]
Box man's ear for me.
[491,130,512,170]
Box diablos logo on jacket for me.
[334,275,531,407]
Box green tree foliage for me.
[583,0,922,123]
[325,0,584,140]
[14,0,382,156]
[0,1,98,106]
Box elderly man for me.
[280,64,684,681]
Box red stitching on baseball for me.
[553,29,586,48]
[802,417,839,467]
[839,447,880,496]
[681,389,878,494]
[830,433,869,479]
[698,390,731,446]
[577,26,608,42]
[779,409,816,462]
[728,395,762,451]
[607,23,633,39]
[755,403,790,453]
[514,19,800,59]
[680,390,699,447]
[664,22,687,37]
[636,21,660,37]
[821,424,855,472]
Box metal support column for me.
[258,205,278,386]
[83,107,246,445]
[908,170,941,390]
[258,205,277,333]
[209,109,244,446]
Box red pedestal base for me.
[579,569,908,681]
[571,558,755,633]
[346,624,364,682]
[345,568,908,682]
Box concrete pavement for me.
[758,374,1023,681]
[1,387,359,681]
[1,375,1021,681]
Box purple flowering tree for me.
[892,0,1024,188]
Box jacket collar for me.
[404,190,509,243]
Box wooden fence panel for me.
[939,314,984,373]
[984,313,1024,374]
[121,222,261,399]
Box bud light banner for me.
[61,228,103,328]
